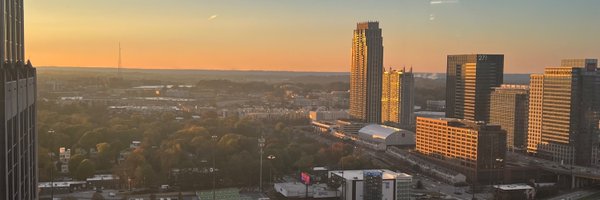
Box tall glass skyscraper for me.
[381,67,414,129]
[1,0,38,199]
[349,22,383,123]
[445,54,504,122]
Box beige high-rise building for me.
[350,22,383,123]
[527,74,544,155]
[527,60,600,166]
[416,117,506,183]
[381,67,414,129]
[490,84,529,149]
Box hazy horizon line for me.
[36,65,535,75]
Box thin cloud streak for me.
[430,0,459,5]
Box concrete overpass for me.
[507,152,600,188]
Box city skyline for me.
[25,0,600,73]
[17,0,600,199]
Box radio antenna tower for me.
[118,42,122,78]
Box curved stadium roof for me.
[358,124,401,139]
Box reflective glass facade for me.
[527,63,600,166]
[350,22,383,123]
[381,68,414,129]
[446,54,504,122]
[1,0,37,199]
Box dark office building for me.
[1,0,38,199]
[490,84,529,150]
[446,54,504,122]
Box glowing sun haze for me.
[25,0,600,73]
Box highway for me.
[507,151,600,179]
[544,190,597,200]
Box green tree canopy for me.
[75,159,96,180]
[68,154,85,175]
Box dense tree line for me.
[38,100,373,190]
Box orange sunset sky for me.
[24,0,600,73]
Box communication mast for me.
[118,42,122,78]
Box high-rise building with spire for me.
[349,21,384,123]
[1,0,38,199]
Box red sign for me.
[301,172,311,185]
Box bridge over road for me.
[507,152,600,188]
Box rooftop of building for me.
[495,84,529,90]
[38,181,86,188]
[414,111,446,115]
[534,65,600,75]
[561,58,598,64]
[311,121,335,126]
[426,100,446,103]
[384,67,414,74]
[329,169,411,181]
[417,117,502,131]
[356,21,379,29]
[335,119,365,125]
[276,182,329,190]
[358,124,412,139]
[310,109,348,113]
[86,174,119,181]
[313,167,328,171]
[493,184,534,191]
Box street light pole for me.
[258,136,266,193]
[48,129,56,200]
[570,139,575,189]
[267,155,276,185]
[341,157,344,200]
[211,135,218,200]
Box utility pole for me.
[118,42,122,78]
[211,135,218,200]
[571,139,575,189]
[341,158,345,200]
[258,136,266,193]
[48,129,56,200]
[267,155,276,185]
